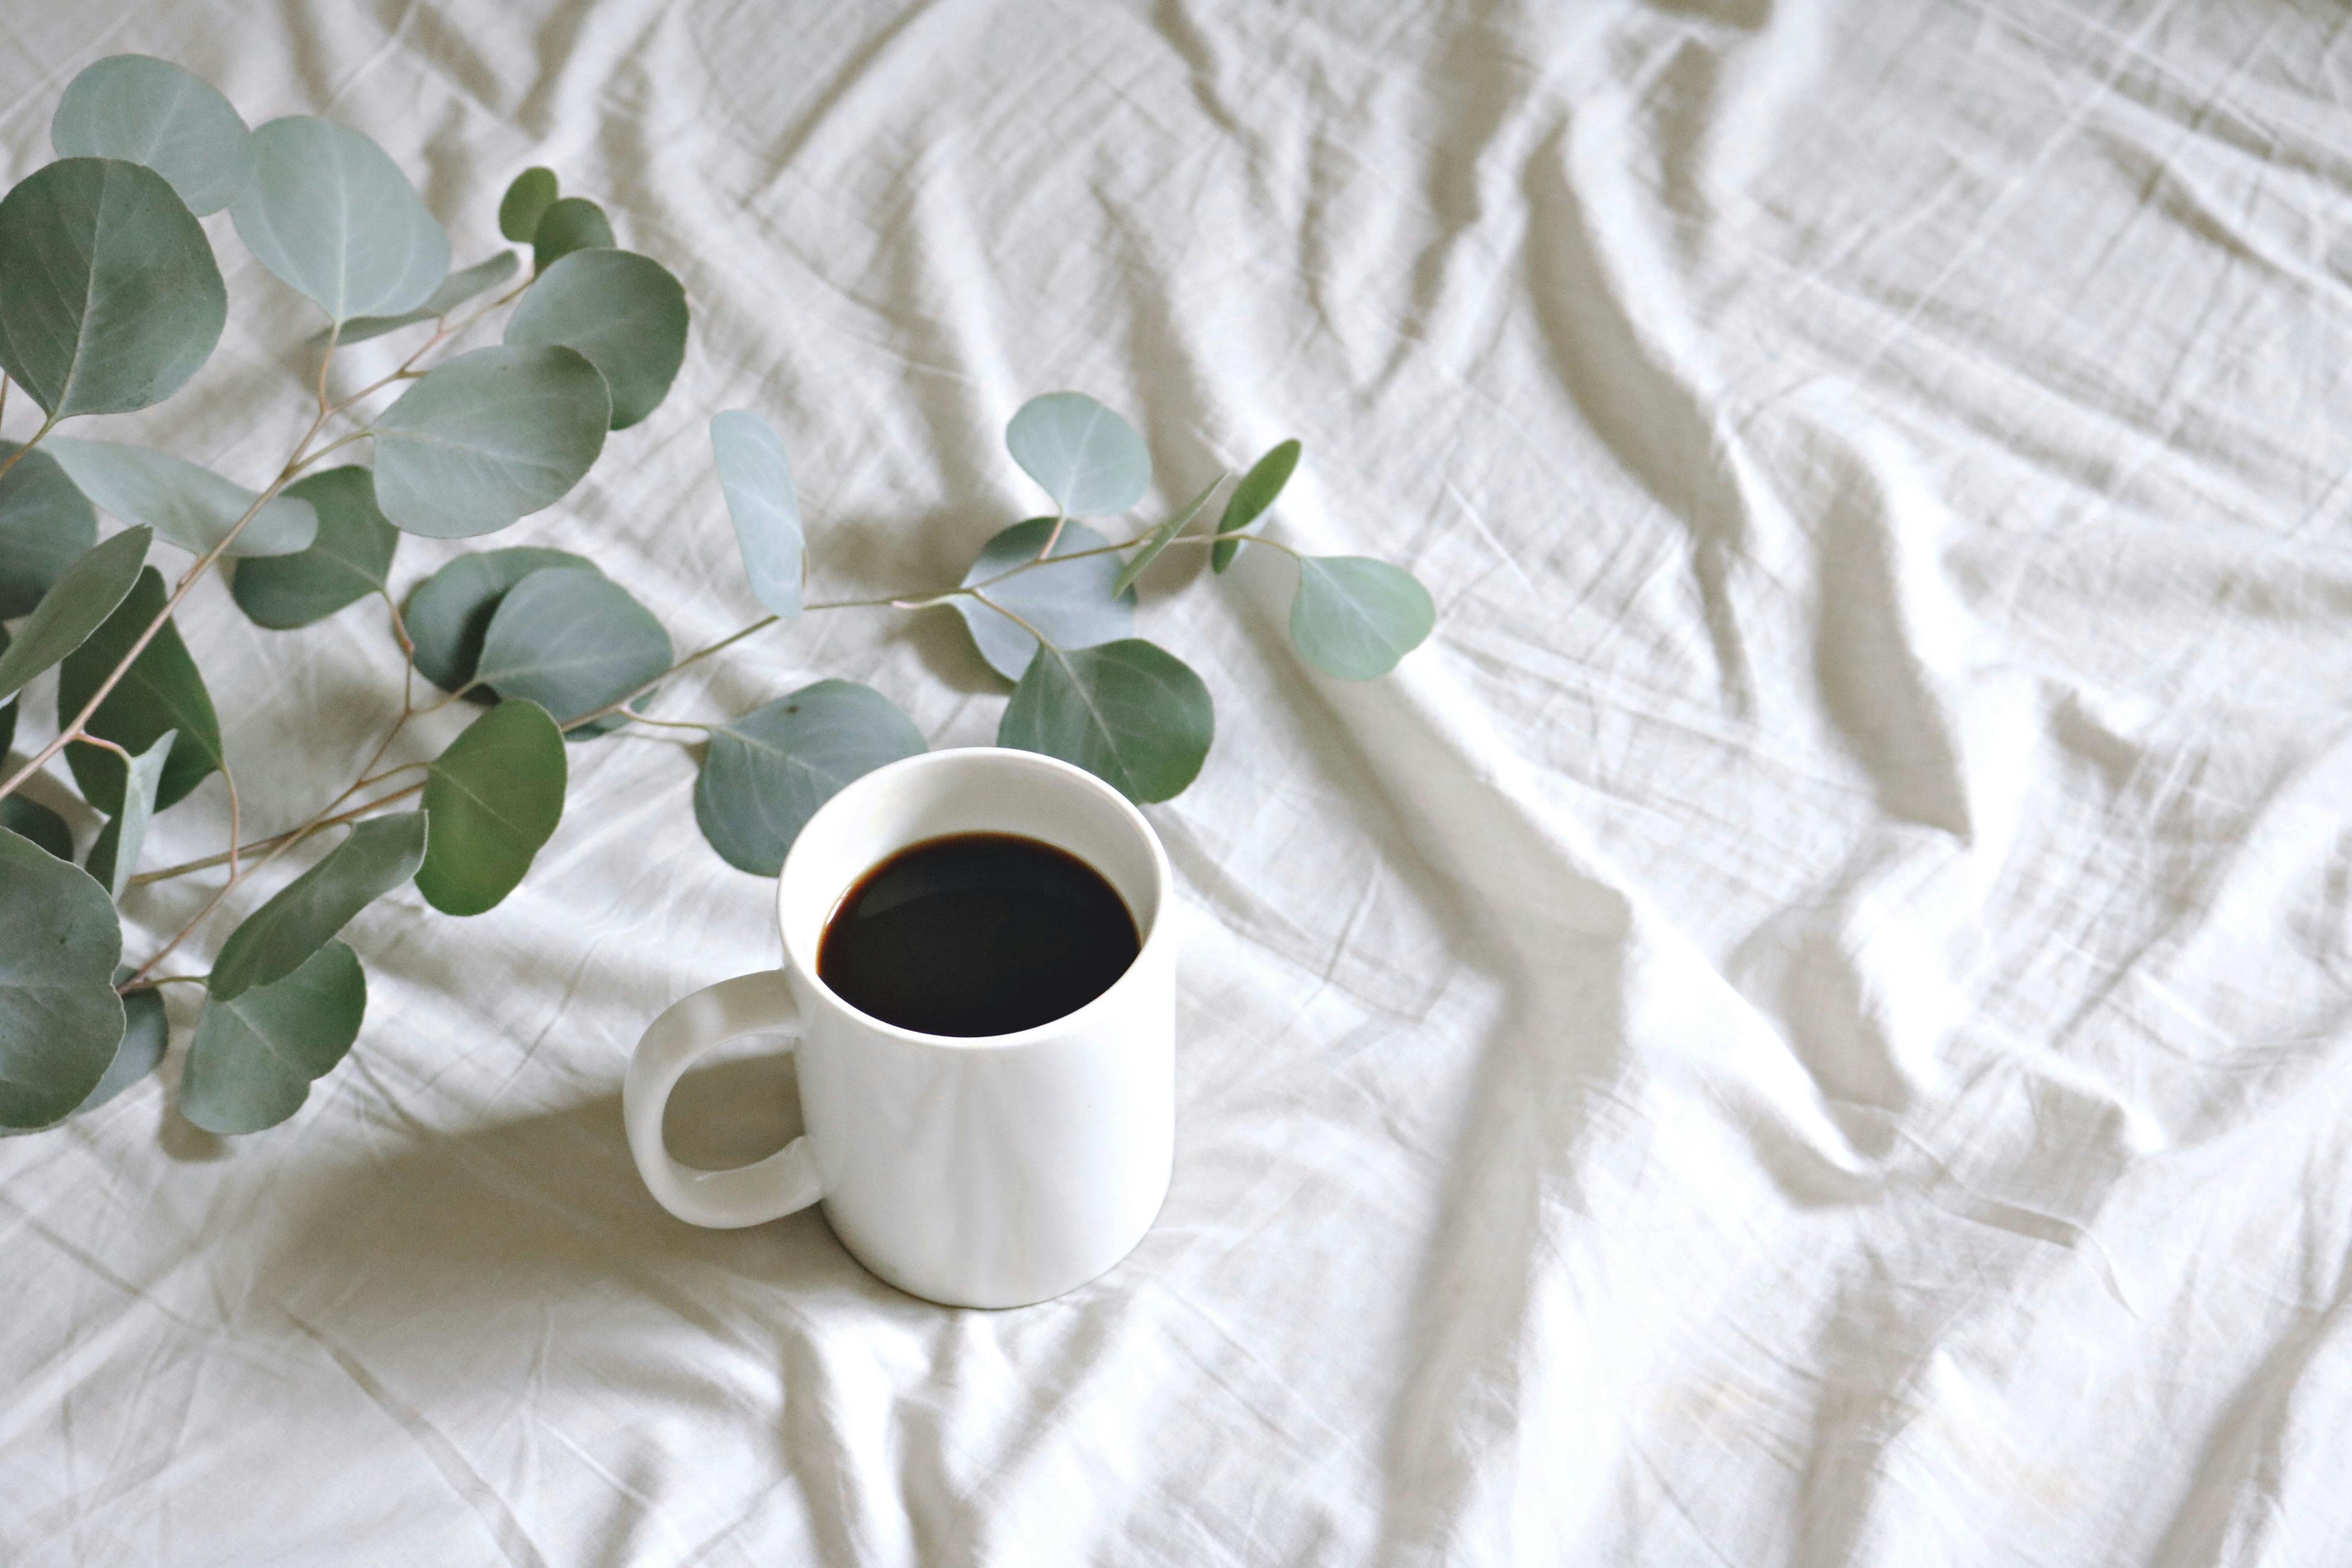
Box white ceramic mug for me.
[622,748,1175,1308]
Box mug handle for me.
[623,971,825,1229]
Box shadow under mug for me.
[622,748,1175,1308]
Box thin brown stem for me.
[78,734,133,763]
[221,760,243,880]
[128,780,425,888]
[119,974,207,993]
[0,409,60,485]
[965,589,1059,651]
[560,614,779,732]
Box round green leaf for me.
[1213,439,1300,574]
[472,568,670,726]
[500,167,558,243]
[84,730,175,900]
[0,527,153,707]
[1,796,73,862]
[401,546,600,694]
[1289,556,1436,680]
[1005,392,1151,517]
[0,157,225,419]
[0,971,168,1139]
[416,700,567,916]
[694,681,926,876]
[1112,472,1225,597]
[0,831,123,1129]
[371,345,611,537]
[228,467,397,629]
[998,638,1213,804]
[209,813,426,1001]
[533,197,613,272]
[952,518,1133,682]
[50,55,253,215]
[709,410,802,620]
[58,565,221,814]
[45,437,317,558]
[230,116,449,324]
[504,249,687,430]
[334,251,520,345]
[181,940,365,1135]
[0,440,99,618]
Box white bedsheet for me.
[6,1,2351,1562]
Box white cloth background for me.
[5,1,2350,1562]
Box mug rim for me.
[775,746,1172,1051]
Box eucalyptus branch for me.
[130,779,426,888]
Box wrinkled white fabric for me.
[6,0,2351,1562]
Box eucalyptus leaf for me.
[472,568,670,727]
[694,682,926,876]
[1112,472,1225,597]
[1213,439,1300,574]
[0,796,73,861]
[208,812,426,1001]
[500,167,558,243]
[709,410,802,620]
[1289,556,1436,680]
[334,252,520,345]
[402,547,599,694]
[45,437,318,558]
[181,940,365,1135]
[0,157,226,419]
[58,566,221,814]
[228,467,397,629]
[0,972,167,1139]
[371,345,611,537]
[0,526,152,707]
[534,197,613,272]
[416,700,566,916]
[998,638,1213,804]
[50,55,253,215]
[85,730,175,899]
[953,518,1133,682]
[1005,392,1151,518]
[0,440,99,618]
[0,831,123,1130]
[231,116,449,324]
[505,249,688,430]
[0,626,10,762]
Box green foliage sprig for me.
[0,56,1436,1138]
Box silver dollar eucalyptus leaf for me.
[228,467,398,630]
[50,55,253,215]
[505,249,689,430]
[181,940,365,1135]
[1005,392,1151,518]
[401,547,600,694]
[472,568,671,728]
[84,730,176,900]
[45,438,317,558]
[414,700,567,917]
[694,682,926,876]
[0,832,125,1130]
[708,410,803,620]
[997,638,1214,804]
[334,252,520,345]
[952,517,1133,682]
[532,196,613,272]
[370,345,611,538]
[0,158,225,419]
[207,812,427,1001]
[0,440,100,618]
[0,527,152,707]
[230,116,449,324]
[499,168,558,243]
[1288,556,1436,680]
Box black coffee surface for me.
[818,832,1141,1037]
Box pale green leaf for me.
[208,814,425,1000]
[50,55,253,215]
[952,517,1133,682]
[401,547,599,694]
[1112,472,1224,597]
[231,116,449,323]
[333,252,520,345]
[0,439,99,618]
[708,410,802,620]
[1289,556,1436,680]
[505,249,688,430]
[997,638,1213,803]
[472,568,670,727]
[181,940,364,1134]
[0,158,224,418]
[45,437,317,558]
[0,526,152,707]
[84,730,175,900]
[694,682,925,876]
[0,831,123,1129]
[1005,392,1151,517]
[371,345,610,537]
[416,700,567,916]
